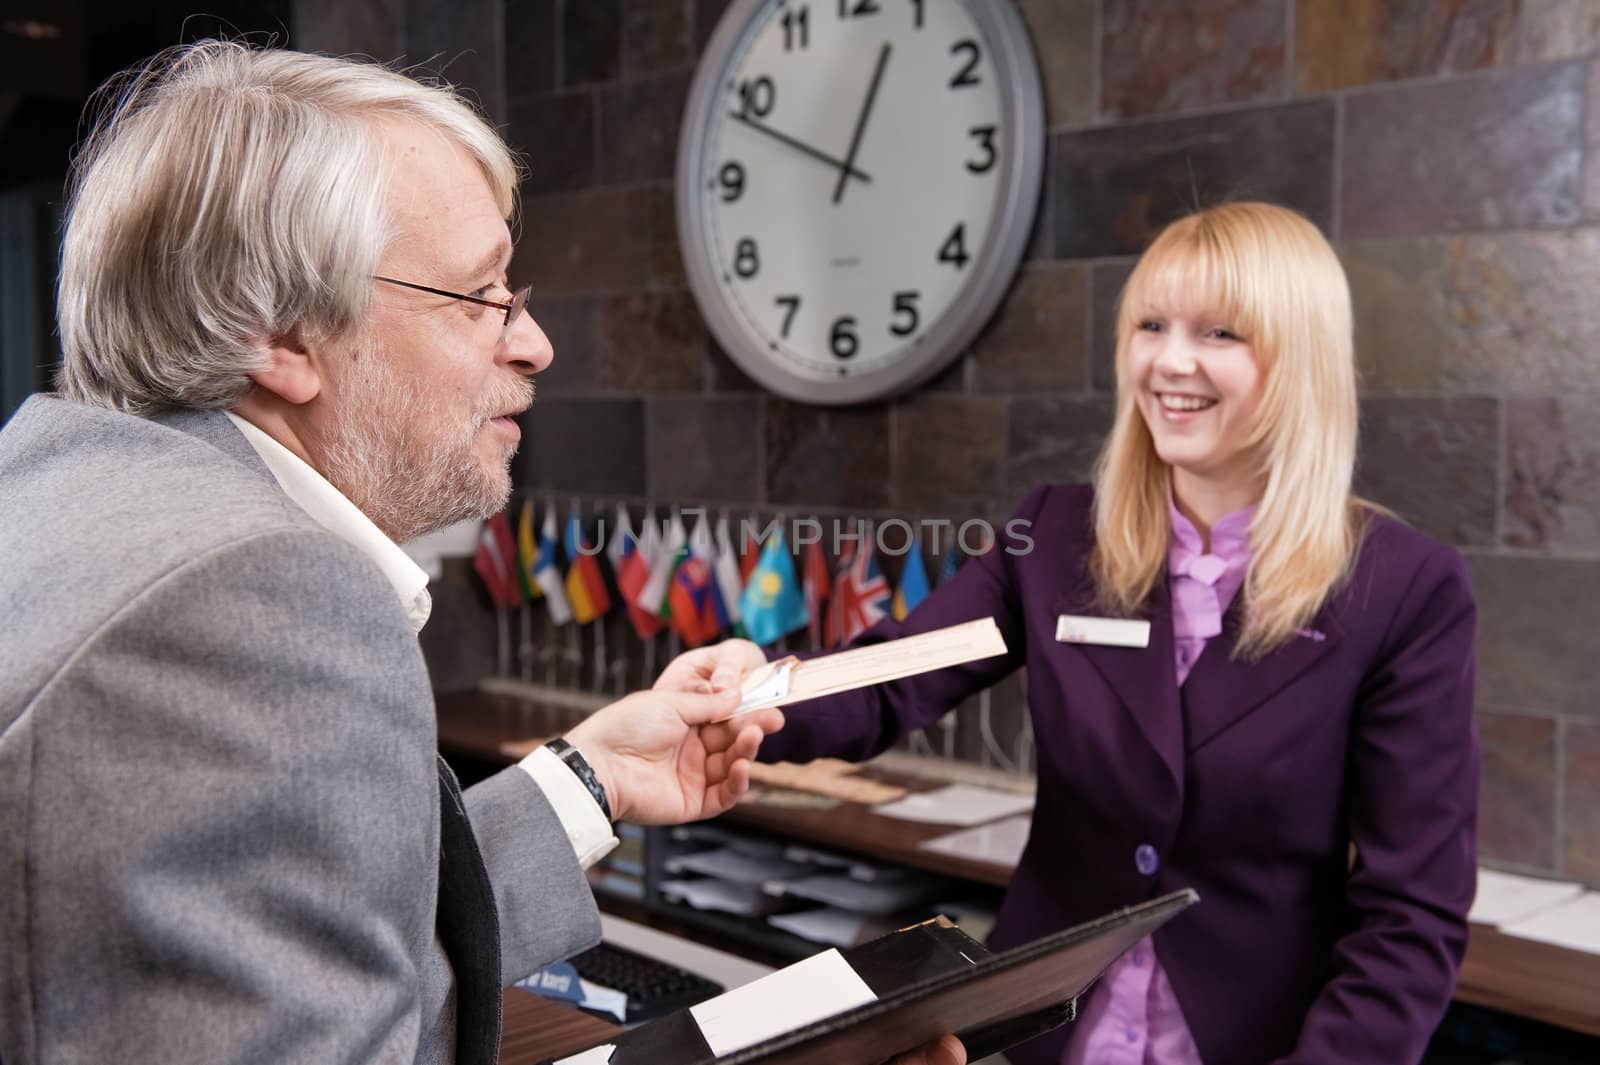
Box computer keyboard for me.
[568,940,725,1023]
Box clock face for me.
[677,0,1044,404]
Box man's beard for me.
[317,342,534,544]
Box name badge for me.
[1056,614,1151,648]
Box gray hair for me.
[56,40,520,414]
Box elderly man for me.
[0,42,960,1065]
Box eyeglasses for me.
[373,275,531,343]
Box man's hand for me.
[653,638,768,696]
[562,686,783,825]
[888,1034,966,1065]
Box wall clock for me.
[676,0,1046,405]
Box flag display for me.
[739,533,807,647]
[712,516,744,631]
[637,512,688,619]
[618,512,665,640]
[826,541,890,646]
[534,508,573,624]
[802,539,830,647]
[516,500,541,601]
[892,539,930,621]
[667,515,722,647]
[563,513,612,624]
[473,510,520,609]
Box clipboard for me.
[543,888,1198,1065]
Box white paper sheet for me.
[872,783,1035,827]
[1470,868,1585,928]
[689,948,877,1056]
[767,871,949,915]
[917,814,1032,868]
[1499,891,1600,955]
[767,906,878,948]
[553,1043,614,1064]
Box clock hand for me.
[728,111,872,185]
[832,42,891,205]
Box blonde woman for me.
[710,202,1479,1065]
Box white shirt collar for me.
[223,412,432,632]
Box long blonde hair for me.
[1090,202,1368,658]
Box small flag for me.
[712,516,744,630]
[473,510,520,609]
[826,541,890,646]
[937,546,964,586]
[892,538,930,621]
[618,512,665,640]
[534,507,573,625]
[668,515,722,647]
[516,500,541,601]
[638,512,688,618]
[802,539,831,647]
[738,532,808,647]
[563,511,612,625]
[739,520,762,584]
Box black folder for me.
[544,888,1198,1065]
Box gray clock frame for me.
[675,0,1046,406]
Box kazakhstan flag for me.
[738,532,808,647]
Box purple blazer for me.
[759,484,1479,1065]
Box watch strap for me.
[543,737,613,823]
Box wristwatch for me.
[544,737,613,824]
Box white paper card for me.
[735,657,796,715]
[918,813,1032,868]
[1470,868,1584,928]
[1055,614,1151,648]
[554,1043,615,1064]
[689,947,877,1056]
[1499,891,1600,955]
[872,783,1035,827]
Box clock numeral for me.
[830,316,859,359]
[719,161,746,203]
[890,291,920,337]
[966,126,997,174]
[949,39,982,89]
[937,223,970,269]
[775,294,801,338]
[782,5,810,50]
[909,0,924,29]
[837,0,880,18]
[736,76,776,120]
[734,238,761,279]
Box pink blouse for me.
[1062,496,1255,1065]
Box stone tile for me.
[920,356,968,394]
[1089,260,1135,392]
[1295,0,1517,94]
[516,186,683,294]
[1517,0,1600,62]
[292,0,404,59]
[1101,0,1286,120]
[507,90,595,196]
[1342,229,1600,395]
[1006,395,1116,495]
[970,264,1089,394]
[505,0,558,101]
[1016,0,1095,128]
[417,556,498,692]
[706,339,762,392]
[1505,396,1600,554]
[647,396,765,503]
[598,71,691,185]
[893,396,1008,512]
[526,296,599,396]
[1475,710,1557,871]
[1467,554,1600,720]
[1585,58,1600,221]
[1024,142,1055,262]
[623,0,693,77]
[766,402,892,509]
[693,0,735,55]
[1340,63,1583,239]
[1565,721,1600,881]
[597,290,706,392]
[1354,396,1499,548]
[520,397,647,496]
[563,0,621,86]
[407,0,505,120]
[1052,100,1334,260]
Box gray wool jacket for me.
[0,395,600,1064]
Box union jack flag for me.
[825,541,890,646]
